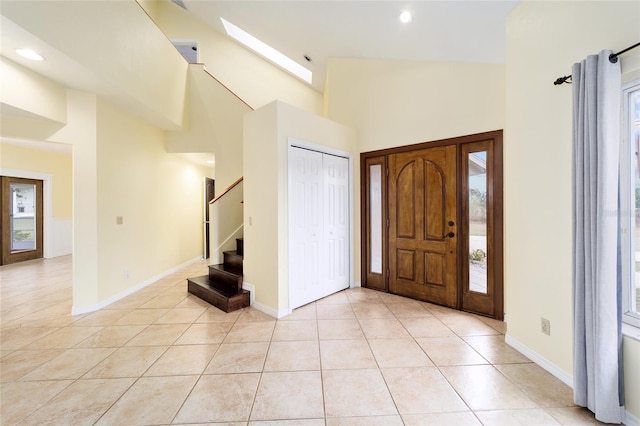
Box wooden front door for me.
[388,145,458,307]
[361,130,504,320]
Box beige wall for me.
[54,90,100,308]
[96,98,208,301]
[0,143,71,218]
[325,58,505,153]
[0,57,66,124]
[0,58,68,141]
[2,0,188,130]
[146,0,323,115]
[324,58,505,283]
[166,64,252,192]
[505,0,640,418]
[0,57,208,311]
[244,101,356,314]
[243,103,279,310]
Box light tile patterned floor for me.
[0,256,602,425]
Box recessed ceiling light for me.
[399,11,413,24]
[220,17,312,84]
[206,160,215,164]
[16,48,44,61]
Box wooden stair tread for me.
[209,263,243,276]
[187,275,250,313]
[186,234,246,312]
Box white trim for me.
[71,256,202,315]
[0,168,54,258]
[620,80,640,329]
[624,408,640,426]
[352,280,362,288]
[242,281,256,306]
[623,323,640,342]
[252,301,289,319]
[504,333,573,388]
[242,281,288,319]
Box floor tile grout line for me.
[2,259,582,425]
[358,301,404,419]
[167,372,206,425]
[388,298,489,420]
[17,347,123,425]
[10,375,77,425]
[245,314,277,423]
[315,303,329,422]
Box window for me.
[621,79,640,328]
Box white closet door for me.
[290,147,325,308]
[323,154,349,294]
[290,147,350,309]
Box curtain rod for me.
[553,41,640,85]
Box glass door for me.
[1,176,44,265]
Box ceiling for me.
[0,0,519,164]
[180,0,520,91]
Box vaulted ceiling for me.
[180,0,520,91]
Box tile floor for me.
[0,256,602,425]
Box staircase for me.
[188,238,249,312]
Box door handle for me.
[443,232,455,238]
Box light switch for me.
[116,216,123,225]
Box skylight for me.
[220,17,312,84]
[16,48,44,61]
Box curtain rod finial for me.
[554,75,572,85]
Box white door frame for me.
[287,137,354,312]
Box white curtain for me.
[572,50,623,424]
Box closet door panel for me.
[290,147,324,308]
[324,154,350,294]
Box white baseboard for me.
[352,281,362,288]
[242,282,288,319]
[505,334,639,425]
[624,408,640,426]
[504,333,573,388]
[249,300,290,319]
[242,282,256,306]
[71,256,202,315]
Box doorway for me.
[361,131,503,319]
[204,177,215,259]
[1,176,44,265]
[171,39,199,63]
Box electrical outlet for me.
[124,269,130,279]
[116,216,123,225]
[541,317,551,335]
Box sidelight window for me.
[467,151,488,294]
